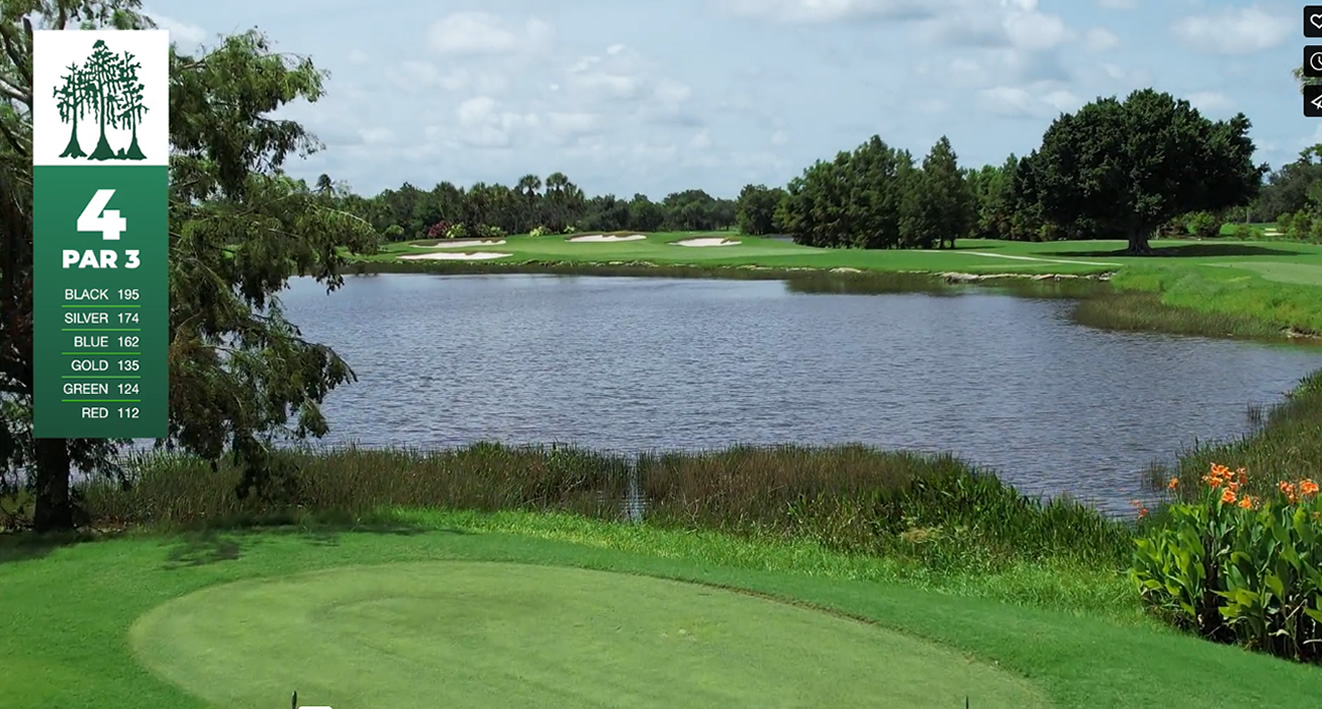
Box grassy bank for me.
[7,515,1321,709]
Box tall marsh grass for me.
[83,443,1134,573]
[1154,370,1322,499]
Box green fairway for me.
[5,512,1322,709]
[130,561,1045,709]
[367,233,1322,278]
[1205,261,1322,286]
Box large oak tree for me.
[1025,89,1265,254]
[0,0,377,530]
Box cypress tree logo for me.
[53,38,149,161]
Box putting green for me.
[129,561,1048,709]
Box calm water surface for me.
[279,273,1322,514]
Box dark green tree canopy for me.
[1025,89,1265,253]
[735,183,785,236]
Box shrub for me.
[1185,211,1220,239]
[1130,463,1322,663]
[1232,223,1253,240]
[476,224,506,239]
[1278,212,1296,235]
[383,224,405,242]
[529,225,551,237]
[1307,217,1322,244]
[444,222,470,240]
[426,221,451,240]
[1157,216,1187,237]
[1035,222,1062,242]
[561,224,577,234]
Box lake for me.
[279,273,1322,515]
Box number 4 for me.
[78,189,126,241]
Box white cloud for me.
[147,11,205,48]
[690,130,713,150]
[347,49,370,65]
[391,62,509,94]
[453,96,538,148]
[1172,6,1290,55]
[1096,0,1135,8]
[428,12,554,55]
[632,142,679,162]
[358,127,396,145]
[653,79,693,108]
[1185,91,1234,114]
[1084,27,1118,52]
[718,0,932,24]
[771,129,790,145]
[1001,9,1072,51]
[913,1,1073,53]
[977,84,1080,118]
[545,112,601,143]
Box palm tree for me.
[515,173,541,198]
[54,63,88,157]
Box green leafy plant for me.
[529,225,551,237]
[1130,463,1322,662]
[444,222,470,240]
[1185,211,1220,239]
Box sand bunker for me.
[567,234,647,243]
[398,251,512,261]
[410,239,507,249]
[674,237,740,247]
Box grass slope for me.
[4,512,1322,709]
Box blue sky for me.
[146,0,1314,199]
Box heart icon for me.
[1312,13,1322,29]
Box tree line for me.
[334,89,1278,255]
[332,173,741,241]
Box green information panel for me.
[31,29,169,439]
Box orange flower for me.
[1226,481,1240,493]
[1138,507,1149,518]
[1238,495,1254,509]
[1279,480,1295,494]
[1301,479,1319,496]
[1221,488,1237,504]
[1237,468,1248,485]
[1204,463,1233,489]
[1168,477,1180,490]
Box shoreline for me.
[343,257,1320,343]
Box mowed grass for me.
[5,513,1322,709]
[364,232,1322,278]
[130,561,1047,709]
